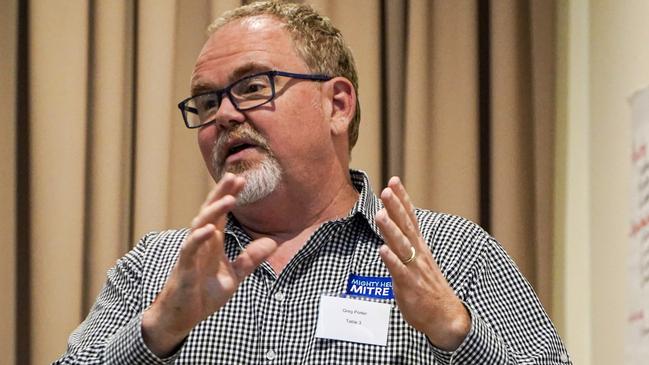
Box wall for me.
[589,0,649,364]
[557,0,649,363]
[557,1,649,363]
[554,0,591,363]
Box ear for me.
[324,77,356,136]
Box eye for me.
[234,76,271,97]
[244,82,267,94]
[199,97,218,111]
[193,93,219,113]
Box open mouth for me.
[225,141,258,159]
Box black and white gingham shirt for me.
[54,170,571,364]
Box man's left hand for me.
[375,176,471,351]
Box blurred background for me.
[0,0,642,364]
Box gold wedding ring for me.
[401,246,417,265]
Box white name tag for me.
[314,295,392,346]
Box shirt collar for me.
[347,169,384,239]
[225,169,384,241]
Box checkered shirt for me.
[53,170,571,364]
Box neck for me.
[231,168,359,242]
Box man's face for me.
[191,16,331,202]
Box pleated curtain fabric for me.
[0,1,18,364]
[0,0,556,363]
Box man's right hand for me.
[141,173,278,357]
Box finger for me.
[376,208,414,263]
[201,174,233,209]
[191,195,237,230]
[380,188,421,248]
[378,244,408,279]
[231,238,278,281]
[178,223,216,266]
[387,176,419,231]
[199,229,229,273]
[201,173,245,209]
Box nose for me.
[212,93,245,129]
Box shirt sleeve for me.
[427,219,572,364]
[51,233,183,365]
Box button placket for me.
[258,275,288,362]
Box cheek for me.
[284,93,328,137]
[197,126,217,164]
[277,113,330,158]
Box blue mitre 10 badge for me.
[346,274,394,300]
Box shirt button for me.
[274,291,285,302]
[266,349,277,360]
[560,352,569,363]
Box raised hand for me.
[375,177,470,351]
[141,173,278,357]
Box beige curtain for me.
[1,1,18,364]
[384,0,556,306]
[0,0,556,363]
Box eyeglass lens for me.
[185,74,274,127]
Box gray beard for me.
[213,154,282,206]
[232,157,282,206]
[211,123,281,206]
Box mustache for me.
[213,123,271,165]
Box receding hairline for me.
[208,12,290,36]
[191,16,310,94]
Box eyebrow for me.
[190,62,273,96]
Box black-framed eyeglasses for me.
[177,70,333,129]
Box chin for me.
[219,158,283,206]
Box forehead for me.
[191,15,307,91]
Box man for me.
[55,1,571,364]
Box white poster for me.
[626,86,649,364]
